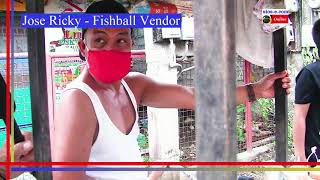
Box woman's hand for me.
[253,70,291,99]
[0,131,34,178]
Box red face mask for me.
[87,50,131,83]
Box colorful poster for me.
[46,0,85,53]
[48,28,82,53]
[53,58,83,103]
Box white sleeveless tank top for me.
[65,79,148,180]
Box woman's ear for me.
[78,39,87,60]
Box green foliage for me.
[302,47,318,66]
[137,134,148,150]
[287,100,295,154]
[236,99,274,144]
[237,104,246,143]
[142,155,150,162]
[237,104,246,114]
[237,120,246,143]
[252,98,274,121]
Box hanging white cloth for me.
[236,0,274,68]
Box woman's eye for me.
[118,39,127,44]
[95,38,105,44]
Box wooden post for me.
[194,0,236,179]
[273,29,288,162]
[26,0,52,179]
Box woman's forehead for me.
[87,28,131,37]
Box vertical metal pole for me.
[194,0,236,179]
[273,29,288,162]
[244,60,253,152]
[26,0,53,179]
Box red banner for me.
[149,2,177,14]
[271,15,289,24]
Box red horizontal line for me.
[7,162,320,166]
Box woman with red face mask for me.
[53,1,291,180]
[54,1,161,180]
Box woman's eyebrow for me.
[119,31,129,35]
[117,31,130,36]
[92,30,108,35]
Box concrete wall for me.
[144,28,180,161]
[144,24,194,162]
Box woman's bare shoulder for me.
[55,88,97,124]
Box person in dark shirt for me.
[0,73,34,178]
[293,19,320,162]
[0,73,7,120]
[0,73,17,120]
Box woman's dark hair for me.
[79,0,130,60]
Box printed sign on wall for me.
[53,58,83,103]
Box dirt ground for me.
[238,146,295,180]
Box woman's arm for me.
[236,71,291,104]
[53,89,97,180]
[128,71,290,109]
[293,104,309,162]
